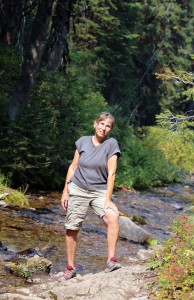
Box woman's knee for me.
[66,229,79,238]
[103,210,119,225]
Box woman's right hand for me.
[60,150,79,211]
[61,191,68,211]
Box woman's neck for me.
[92,135,106,146]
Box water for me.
[0,182,193,287]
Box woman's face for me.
[94,117,113,140]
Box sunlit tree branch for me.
[155,68,194,130]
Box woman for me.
[60,112,121,279]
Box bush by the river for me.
[144,126,194,173]
[115,124,194,190]
[151,215,194,300]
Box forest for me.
[0,0,194,190]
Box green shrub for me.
[116,123,194,190]
[116,127,177,190]
[5,189,29,207]
[144,126,194,172]
[0,172,8,185]
[0,185,29,207]
[152,215,194,300]
[0,172,29,207]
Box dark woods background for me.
[0,0,194,189]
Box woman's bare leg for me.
[65,229,79,268]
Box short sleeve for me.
[108,138,121,159]
[75,137,83,153]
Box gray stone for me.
[1,264,154,300]
[14,287,31,295]
[170,203,183,210]
[0,200,8,206]
[26,255,52,270]
[32,278,43,284]
[119,216,150,243]
[183,205,194,215]
[136,249,154,261]
[0,293,43,300]
[129,297,149,300]
[0,194,9,200]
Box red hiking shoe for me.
[62,265,76,279]
[105,257,122,272]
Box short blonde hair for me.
[94,112,115,128]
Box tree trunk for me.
[8,0,55,121]
[46,0,75,71]
[0,0,23,45]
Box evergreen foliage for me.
[0,46,108,187]
[0,1,194,189]
[133,0,194,125]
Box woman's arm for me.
[105,154,119,212]
[60,149,79,211]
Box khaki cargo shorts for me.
[65,181,107,230]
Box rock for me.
[2,247,43,262]
[38,265,149,300]
[170,203,183,210]
[0,293,43,300]
[30,278,43,284]
[183,205,194,216]
[136,249,154,261]
[119,216,150,243]
[127,257,139,264]
[26,255,52,270]
[0,264,154,300]
[0,241,7,250]
[5,255,52,280]
[119,212,147,225]
[131,215,147,225]
[0,200,8,207]
[183,178,194,186]
[0,193,9,199]
[14,287,31,295]
[0,200,35,211]
[130,297,149,300]
[0,287,8,294]
[14,247,44,259]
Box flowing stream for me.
[0,181,194,289]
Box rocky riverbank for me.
[0,252,157,300]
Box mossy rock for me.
[0,183,29,207]
[5,256,52,280]
[119,211,147,225]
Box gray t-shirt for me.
[70,136,121,191]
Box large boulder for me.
[119,216,150,243]
[0,264,152,300]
